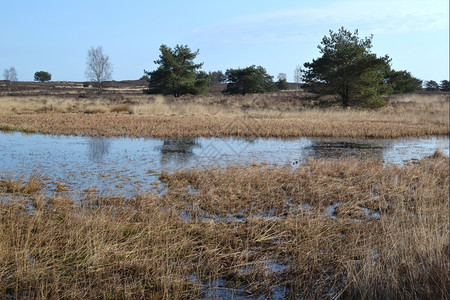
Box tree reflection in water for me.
[160,139,200,167]
[305,139,386,161]
[88,136,111,162]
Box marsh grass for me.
[0,156,447,299]
[0,93,447,138]
[0,96,113,114]
[0,174,43,195]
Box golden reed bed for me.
[0,156,448,299]
[0,93,448,138]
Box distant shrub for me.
[83,108,105,114]
[110,104,131,113]
[83,82,90,88]
[34,71,52,82]
[425,80,440,91]
[439,80,449,92]
[223,65,277,95]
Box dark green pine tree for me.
[222,65,276,95]
[384,70,422,94]
[144,44,208,97]
[302,27,392,108]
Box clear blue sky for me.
[1,0,448,82]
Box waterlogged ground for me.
[0,132,448,198]
[0,131,449,299]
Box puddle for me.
[189,274,288,300]
[289,203,314,216]
[363,207,381,220]
[190,276,248,300]
[181,209,246,223]
[263,261,289,274]
[326,203,339,219]
[0,132,448,198]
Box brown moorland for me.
[0,81,448,138]
[0,156,448,299]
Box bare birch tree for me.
[294,65,302,90]
[85,46,112,96]
[3,67,18,91]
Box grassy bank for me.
[1,156,448,299]
[0,94,448,138]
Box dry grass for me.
[0,156,448,299]
[0,92,308,116]
[0,93,448,138]
[0,110,447,139]
[109,104,132,114]
[0,174,43,195]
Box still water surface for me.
[0,132,448,197]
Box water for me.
[0,132,448,198]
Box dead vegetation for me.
[0,81,447,138]
[0,93,448,138]
[0,156,448,299]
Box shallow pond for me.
[0,132,448,197]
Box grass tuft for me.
[110,104,132,113]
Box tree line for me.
[142,27,449,108]
[3,28,449,107]
[141,45,290,97]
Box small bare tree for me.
[294,65,302,90]
[85,46,112,96]
[277,73,287,81]
[3,67,18,91]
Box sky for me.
[1,0,448,82]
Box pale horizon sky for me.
[1,0,448,83]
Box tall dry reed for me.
[0,156,448,298]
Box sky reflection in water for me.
[0,132,448,198]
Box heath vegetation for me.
[0,91,448,138]
[0,155,448,299]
